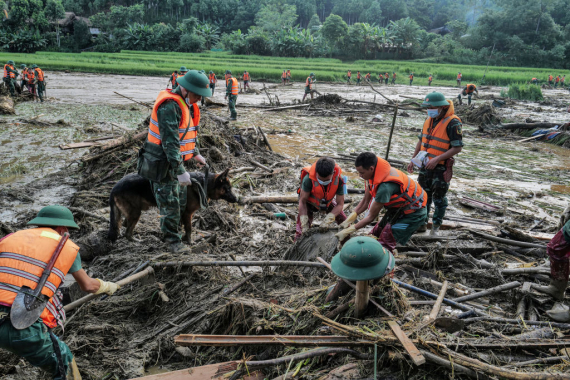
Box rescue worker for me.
[532,77,538,85]
[179,66,188,76]
[562,75,566,88]
[32,64,46,102]
[168,70,178,89]
[347,70,351,84]
[407,92,463,235]
[365,73,371,83]
[208,71,217,96]
[391,72,397,85]
[286,69,291,84]
[534,207,570,322]
[282,70,287,85]
[428,74,433,86]
[409,72,414,86]
[27,65,37,101]
[3,60,18,97]
[243,71,251,90]
[20,64,28,93]
[384,72,389,85]
[335,152,427,251]
[356,71,361,85]
[296,157,347,240]
[302,73,316,102]
[456,72,462,87]
[555,75,561,88]
[0,205,119,379]
[457,83,478,105]
[378,73,383,84]
[225,70,231,85]
[225,70,238,120]
[138,70,210,253]
[549,74,554,86]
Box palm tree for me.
[196,23,220,50]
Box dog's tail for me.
[107,191,120,242]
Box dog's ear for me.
[215,168,231,185]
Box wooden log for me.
[462,316,570,329]
[505,355,569,368]
[264,104,310,112]
[427,280,448,322]
[152,260,327,269]
[503,267,550,275]
[452,281,520,303]
[384,105,398,160]
[249,159,273,173]
[388,321,426,366]
[113,91,152,109]
[98,131,146,151]
[470,230,546,249]
[354,280,370,318]
[420,350,486,380]
[60,142,101,150]
[257,126,273,151]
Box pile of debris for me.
[456,103,501,127]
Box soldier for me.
[457,84,478,105]
[347,70,351,84]
[286,69,291,84]
[302,73,316,102]
[384,72,389,85]
[168,70,178,89]
[335,152,427,251]
[456,72,462,87]
[391,72,397,85]
[138,70,211,253]
[356,71,361,86]
[225,70,239,120]
[409,72,414,86]
[0,205,119,379]
[208,70,217,96]
[407,92,463,235]
[32,64,46,102]
[296,157,347,240]
[243,71,251,90]
[3,60,18,97]
[428,74,433,86]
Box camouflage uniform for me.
[35,68,45,102]
[3,66,18,97]
[226,81,237,120]
[417,118,463,226]
[150,87,195,243]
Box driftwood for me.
[152,260,327,269]
[452,281,520,303]
[470,230,546,249]
[500,122,559,130]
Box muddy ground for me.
[1,72,570,379]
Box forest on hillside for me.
[1,0,570,68]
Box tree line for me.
[1,0,570,69]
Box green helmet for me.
[20,64,26,69]
[179,66,188,73]
[32,64,38,69]
[310,72,315,77]
[209,70,213,74]
[422,92,448,107]
[331,237,395,281]
[198,69,205,74]
[27,205,80,229]
[176,70,211,97]
[7,60,14,65]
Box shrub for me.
[501,84,544,101]
[179,33,206,53]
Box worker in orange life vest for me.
[296,157,347,240]
[0,206,119,379]
[302,73,316,102]
[457,83,478,105]
[243,71,251,90]
[225,70,239,120]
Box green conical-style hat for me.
[28,205,79,229]
[331,236,395,281]
[176,70,212,97]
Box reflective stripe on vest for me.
[421,113,460,164]
[244,73,250,80]
[0,228,79,329]
[3,64,15,79]
[298,163,342,209]
[209,74,216,84]
[369,168,427,215]
[147,90,196,161]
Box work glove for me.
[335,225,357,241]
[300,215,309,232]
[193,154,206,167]
[177,172,192,187]
[339,212,358,229]
[321,213,336,228]
[95,279,120,295]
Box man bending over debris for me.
[534,206,570,322]
[138,70,210,253]
[457,83,478,105]
[407,92,463,236]
[302,73,316,102]
[0,206,119,379]
[335,153,427,252]
[296,157,347,240]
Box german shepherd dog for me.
[108,168,237,243]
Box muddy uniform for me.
[3,65,18,97]
[417,114,463,227]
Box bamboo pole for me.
[385,104,399,161]
[354,281,370,318]
[452,281,521,303]
[426,280,448,322]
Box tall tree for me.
[44,0,65,47]
[255,0,298,33]
[320,13,348,55]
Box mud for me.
[1,72,570,379]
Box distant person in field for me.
[286,69,291,83]
[555,75,561,88]
[243,71,251,90]
[384,72,389,85]
[356,71,361,85]
[457,84,478,105]
[3,60,18,97]
[365,73,371,83]
[456,72,462,87]
[296,157,347,240]
[378,73,383,84]
[532,77,538,85]
[32,65,45,102]
[392,72,397,85]
[428,74,433,86]
[225,70,238,120]
[407,92,463,236]
[302,73,316,102]
[208,71,217,95]
[549,74,554,86]
[562,75,566,88]
[347,70,351,84]
[409,73,414,86]
[26,64,37,101]
[282,70,287,85]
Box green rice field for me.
[0,50,567,86]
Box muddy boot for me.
[325,279,353,302]
[430,224,441,236]
[169,242,191,253]
[534,278,568,300]
[547,302,570,322]
[416,223,428,233]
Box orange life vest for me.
[463,84,477,95]
[562,77,566,83]
[209,73,216,84]
[347,71,351,77]
[171,72,178,87]
[421,101,460,165]
[393,73,396,79]
[228,77,238,95]
[191,103,200,129]
[26,69,35,82]
[366,158,426,214]
[3,64,15,79]
[0,228,79,329]
[21,68,28,81]
[282,72,287,79]
[35,68,44,82]
[429,76,433,81]
[298,163,342,209]
[305,77,312,89]
[147,90,196,161]
[385,73,389,79]
[457,74,462,80]
[532,78,537,81]
[244,72,250,81]
[357,72,361,79]
[365,74,370,79]
[286,70,291,76]
[409,74,413,80]
[549,75,553,81]
[556,76,560,82]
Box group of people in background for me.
[3,60,46,102]
[346,71,418,86]
[281,69,292,84]
[532,75,567,87]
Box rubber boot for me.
[169,242,191,253]
[430,224,441,236]
[547,302,570,322]
[67,358,82,380]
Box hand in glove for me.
[300,215,309,232]
[193,154,206,167]
[177,172,192,186]
[321,213,336,228]
[95,279,120,295]
[339,212,358,229]
[335,225,357,241]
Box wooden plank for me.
[133,361,238,380]
[427,280,448,322]
[387,321,426,366]
[59,142,100,150]
[516,133,548,143]
[175,334,372,347]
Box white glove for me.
[335,225,357,241]
[300,215,310,232]
[321,213,336,228]
[194,154,206,167]
[177,172,192,186]
[339,212,358,229]
[95,279,120,295]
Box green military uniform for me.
[0,254,82,379]
[373,182,427,244]
[304,77,314,94]
[417,118,463,227]
[3,61,18,97]
[226,77,238,120]
[34,67,45,102]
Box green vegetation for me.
[0,50,566,86]
[500,84,544,101]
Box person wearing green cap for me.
[225,71,238,120]
[138,70,211,253]
[302,73,316,102]
[167,70,178,89]
[208,71,217,96]
[407,92,463,236]
[0,205,119,380]
[20,64,28,93]
[32,64,46,102]
[3,60,18,97]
